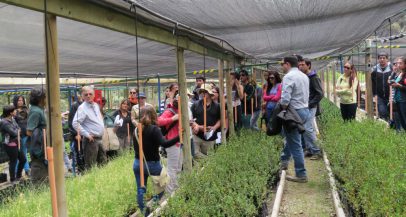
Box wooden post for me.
[225,60,235,136]
[138,123,144,187]
[218,59,226,144]
[47,147,58,217]
[365,47,374,118]
[176,48,192,172]
[333,63,337,104]
[326,67,330,101]
[44,14,67,217]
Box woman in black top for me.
[133,106,179,214]
[0,105,27,182]
[12,95,30,175]
[113,99,132,151]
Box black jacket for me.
[0,118,20,144]
[371,64,392,101]
[308,72,324,109]
[68,101,82,137]
[266,103,305,136]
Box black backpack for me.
[160,108,177,136]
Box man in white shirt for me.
[72,86,106,169]
[280,56,311,183]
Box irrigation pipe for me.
[323,152,346,217]
[270,170,286,217]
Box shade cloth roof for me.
[0,0,405,80]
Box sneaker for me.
[304,151,313,158]
[286,175,308,183]
[310,153,322,160]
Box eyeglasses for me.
[84,93,93,97]
[130,92,137,94]
[344,66,350,70]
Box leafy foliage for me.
[319,99,406,216]
[161,130,281,216]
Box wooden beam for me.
[224,60,235,136]
[218,59,226,144]
[1,0,234,61]
[45,14,67,217]
[176,48,192,172]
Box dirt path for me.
[278,158,335,217]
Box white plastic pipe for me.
[323,152,346,217]
[271,170,286,217]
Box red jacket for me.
[263,83,282,102]
[158,107,180,147]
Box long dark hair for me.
[266,71,282,93]
[346,63,357,88]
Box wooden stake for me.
[389,86,393,120]
[47,147,59,217]
[138,123,144,187]
[251,98,254,116]
[203,96,207,132]
[76,127,81,152]
[127,123,130,144]
[225,61,235,136]
[178,97,183,144]
[357,83,361,108]
[365,48,374,118]
[43,129,47,160]
[244,93,247,116]
[218,59,226,144]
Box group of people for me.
[1,52,405,215]
[333,52,406,131]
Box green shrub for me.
[161,130,281,216]
[319,99,406,216]
[0,152,139,217]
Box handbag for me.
[134,127,170,195]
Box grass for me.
[161,130,282,216]
[0,152,139,217]
[318,99,406,216]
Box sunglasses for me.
[130,92,137,94]
[344,66,350,70]
[84,93,93,97]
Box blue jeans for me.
[301,108,321,155]
[281,108,309,178]
[250,110,261,131]
[16,136,30,173]
[377,96,389,120]
[396,101,406,131]
[133,159,162,212]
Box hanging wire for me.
[374,31,378,98]
[203,35,206,89]
[389,18,393,64]
[130,3,141,122]
[43,0,53,146]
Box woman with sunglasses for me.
[336,63,359,121]
[263,70,282,124]
[128,88,139,111]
